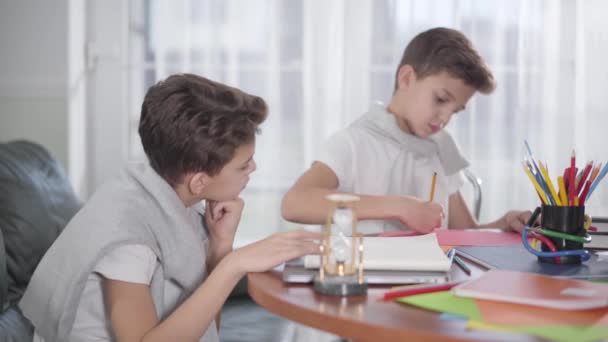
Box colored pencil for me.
[589,163,602,185]
[453,255,472,275]
[580,180,592,206]
[382,281,463,301]
[539,162,561,206]
[429,172,437,202]
[523,163,549,205]
[575,161,593,196]
[569,150,576,206]
[587,162,608,200]
[558,176,568,206]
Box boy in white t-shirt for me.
[20,74,321,341]
[282,27,531,235]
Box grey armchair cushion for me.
[0,140,81,340]
[0,307,34,342]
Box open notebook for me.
[283,233,451,285]
[304,233,451,272]
[282,259,450,285]
[304,233,451,271]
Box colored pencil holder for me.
[538,205,585,264]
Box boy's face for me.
[392,67,476,138]
[200,141,257,201]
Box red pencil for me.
[575,161,593,196]
[382,281,462,301]
[580,180,592,206]
[569,150,576,206]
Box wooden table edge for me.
[247,272,478,342]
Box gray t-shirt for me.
[21,163,218,342]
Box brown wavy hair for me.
[394,27,495,94]
[139,74,267,186]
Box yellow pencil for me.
[574,196,580,206]
[429,172,437,201]
[558,176,568,206]
[539,162,561,206]
[523,163,549,205]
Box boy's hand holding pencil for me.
[394,171,444,234]
[388,197,444,234]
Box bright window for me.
[123,0,608,244]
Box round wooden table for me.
[247,266,540,341]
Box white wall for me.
[86,0,130,192]
[68,0,88,197]
[0,0,87,197]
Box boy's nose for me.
[250,159,257,173]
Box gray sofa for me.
[0,140,291,342]
[0,140,81,341]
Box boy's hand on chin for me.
[205,198,244,248]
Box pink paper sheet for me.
[378,230,522,246]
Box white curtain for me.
[127,0,608,243]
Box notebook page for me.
[304,233,450,272]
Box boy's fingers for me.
[298,243,322,256]
[285,241,322,259]
[512,221,525,232]
[213,202,228,218]
[206,200,217,219]
[520,211,533,223]
[282,230,323,240]
[212,199,244,217]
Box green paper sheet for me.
[397,291,608,341]
[397,290,481,319]
[588,278,608,283]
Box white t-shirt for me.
[317,103,468,234]
[33,244,206,341]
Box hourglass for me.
[313,194,367,296]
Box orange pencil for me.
[589,163,602,185]
[429,172,437,201]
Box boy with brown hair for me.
[20,74,321,342]
[282,27,531,234]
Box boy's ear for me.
[397,64,416,90]
[188,172,211,195]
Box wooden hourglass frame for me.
[313,194,367,296]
